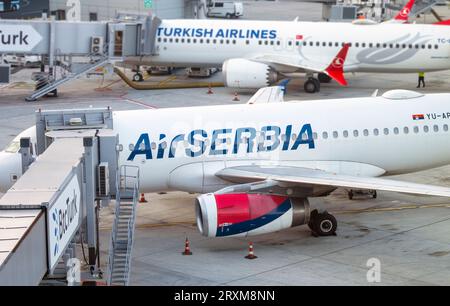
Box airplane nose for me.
[0,151,22,193]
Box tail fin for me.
[325,43,350,86]
[393,0,415,22]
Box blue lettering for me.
[210,129,231,155]
[169,134,185,158]
[291,124,315,150]
[204,28,214,38]
[258,126,281,152]
[250,30,260,39]
[186,130,207,157]
[216,29,225,38]
[269,30,277,39]
[182,28,190,37]
[233,128,256,154]
[282,125,292,150]
[261,30,268,39]
[127,133,152,161]
[163,28,174,36]
[157,134,166,159]
[173,28,182,37]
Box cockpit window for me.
[4,141,20,153]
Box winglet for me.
[325,43,350,86]
[393,0,415,22]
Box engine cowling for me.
[222,59,278,89]
[196,193,310,237]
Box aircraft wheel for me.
[310,211,337,236]
[318,73,332,83]
[133,73,144,82]
[304,78,320,93]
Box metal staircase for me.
[25,57,109,102]
[107,165,140,286]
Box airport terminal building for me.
[0,0,193,20]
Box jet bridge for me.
[0,107,138,285]
[0,15,161,100]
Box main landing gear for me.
[308,209,337,237]
[304,73,333,93]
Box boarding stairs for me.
[107,166,140,286]
[25,56,109,102]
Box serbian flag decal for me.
[412,114,425,120]
[296,34,303,40]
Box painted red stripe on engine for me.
[215,194,288,226]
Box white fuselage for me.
[142,19,450,73]
[115,92,450,193]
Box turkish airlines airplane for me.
[130,0,450,93]
[2,86,450,237]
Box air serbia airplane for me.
[2,87,450,238]
[133,0,450,93]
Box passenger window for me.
[394,127,399,135]
[335,42,339,47]
[373,128,379,136]
[428,45,432,49]
[395,44,400,48]
[322,132,328,139]
[288,41,292,46]
[434,125,439,132]
[163,38,167,43]
[270,41,274,45]
[384,128,389,135]
[316,42,320,46]
[302,41,307,46]
[322,42,326,47]
[369,43,373,48]
[328,42,332,47]
[175,38,179,43]
[313,132,318,140]
[199,39,203,43]
[435,45,439,49]
[343,130,349,138]
[363,129,369,136]
[265,41,269,45]
[444,124,449,132]
[309,41,313,46]
[424,125,429,133]
[408,44,412,48]
[187,39,191,43]
[404,127,409,134]
[333,131,338,139]
[292,133,298,141]
[233,40,237,44]
[414,126,419,133]
[213,39,216,44]
[157,37,162,42]
[353,130,359,137]
[355,42,359,47]
[258,41,262,45]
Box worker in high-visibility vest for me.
[417,72,425,88]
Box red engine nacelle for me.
[195,193,310,237]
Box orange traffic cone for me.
[207,84,213,94]
[233,92,240,101]
[245,242,257,259]
[139,193,147,203]
[182,237,193,255]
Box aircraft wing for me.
[216,165,450,198]
[251,43,350,86]
[247,86,284,104]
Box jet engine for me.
[222,59,278,88]
[195,193,310,237]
